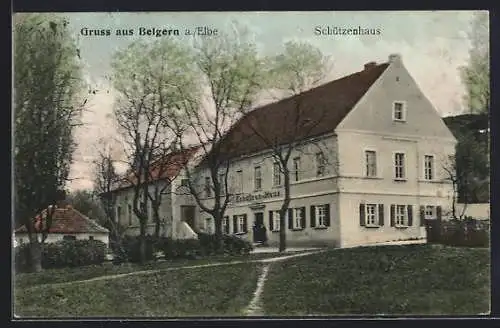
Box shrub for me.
[14,239,107,272]
[437,219,489,248]
[197,232,253,256]
[120,235,156,263]
[158,237,201,259]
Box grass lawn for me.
[15,262,261,317]
[261,244,490,315]
[14,251,296,289]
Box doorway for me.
[180,205,196,231]
[253,212,267,243]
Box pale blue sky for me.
[50,11,484,190]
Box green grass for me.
[14,251,294,289]
[261,244,490,315]
[15,262,261,317]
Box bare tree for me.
[238,41,333,252]
[110,38,192,263]
[169,24,268,251]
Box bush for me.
[157,237,201,259]
[14,239,107,272]
[438,219,490,248]
[119,235,156,263]
[198,232,253,256]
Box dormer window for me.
[393,101,406,122]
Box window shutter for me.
[288,209,293,229]
[359,204,365,226]
[301,207,306,229]
[436,206,442,221]
[407,205,413,226]
[243,214,248,233]
[233,216,237,234]
[378,204,384,226]
[310,206,316,228]
[325,204,331,227]
[420,206,425,226]
[224,216,229,234]
[269,211,274,231]
[390,205,395,226]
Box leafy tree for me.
[14,13,86,272]
[67,189,107,224]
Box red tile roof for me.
[113,145,201,191]
[217,63,390,159]
[15,206,109,234]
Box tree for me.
[110,39,191,262]
[14,13,86,272]
[239,41,332,252]
[67,189,106,222]
[460,11,489,114]
[169,25,268,251]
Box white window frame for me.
[273,211,281,231]
[395,205,408,226]
[316,152,326,177]
[364,149,377,177]
[293,157,301,182]
[238,215,246,233]
[425,205,435,220]
[365,204,378,226]
[293,208,303,229]
[273,162,282,186]
[205,217,212,234]
[424,154,434,180]
[394,152,406,180]
[222,216,229,233]
[315,205,327,227]
[254,166,262,190]
[392,101,407,122]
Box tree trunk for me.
[29,239,43,273]
[279,170,291,253]
[214,211,224,253]
[154,209,160,239]
[139,221,147,264]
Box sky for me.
[45,11,484,191]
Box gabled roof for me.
[15,206,109,234]
[111,145,201,192]
[216,62,390,159]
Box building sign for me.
[231,191,280,203]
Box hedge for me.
[114,235,156,263]
[435,219,490,248]
[15,239,107,272]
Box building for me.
[14,205,110,247]
[110,54,457,248]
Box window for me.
[394,153,406,179]
[425,206,435,220]
[294,208,303,229]
[254,166,262,190]
[272,211,281,231]
[180,178,189,187]
[365,150,377,177]
[128,204,133,226]
[205,218,212,234]
[204,177,212,197]
[293,157,301,182]
[395,205,407,226]
[424,155,434,180]
[63,235,76,241]
[89,236,94,241]
[236,170,243,193]
[273,162,281,186]
[316,152,326,177]
[365,204,378,226]
[316,205,328,227]
[393,101,406,121]
[223,216,230,234]
[238,215,246,233]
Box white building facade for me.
[111,54,456,248]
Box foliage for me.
[118,235,156,263]
[67,190,107,223]
[15,263,261,317]
[157,237,202,260]
[197,232,253,256]
[15,240,106,273]
[262,245,490,315]
[460,11,489,114]
[435,219,490,248]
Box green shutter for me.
[243,214,248,233]
[436,206,442,221]
[407,205,413,226]
[269,211,274,231]
[378,204,384,226]
[420,206,425,226]
[310,206,316,227]
[359,204,365,226]
[301,207,306,229]
[233,216,237,233]
[288,208,293,229]
[325,204,331,227]
[390,205,395,226]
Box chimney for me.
[364,61,377,70]
[388,53,402,63]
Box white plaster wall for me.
[14,232,110,247]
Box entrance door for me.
[253,212,266,243]
[180,205,196,230]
